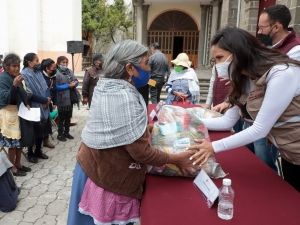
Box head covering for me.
[171,53,191,68]
[93,54,103,63]
[81,78,147,149]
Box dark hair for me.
[23,53,37,69]
[57,56,68,65]
[262,4,291,30]
[41,58,55,72]
[211,27,300,117]
[151,42,160,49]
[3,53,21,71]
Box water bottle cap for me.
[223,178,231,186]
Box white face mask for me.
[215,54,232,79]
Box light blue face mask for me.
[59,65,67,71]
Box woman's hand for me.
[203,104,211,110]
[70,81,76,88]
[213,102,229,113]
[52,105,56,110]
[42,97,51,109]
[186,139,215,166]
[172,150,201,175]
[82,97,89,105]
[174,91,186,100]
[220,78,231,86]
[13,75,23,87]
[26,105,30,110]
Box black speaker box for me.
[67,41,83,54]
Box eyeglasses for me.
[258,24,273,31]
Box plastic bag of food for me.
[186,107,223,119]
[147,105,226,179]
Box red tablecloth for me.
[141,104,300,225]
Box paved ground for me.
[0,105,89,225]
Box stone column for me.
[134,0,144,44]
[142,5,150,46]
[210,0,220,39]
[198,5,208,69]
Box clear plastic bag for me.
[147,105,227,179]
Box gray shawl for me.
[81,78,147,149]
[21,68,50,119]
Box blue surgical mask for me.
[59,65,67,71]
[132,66,150,88]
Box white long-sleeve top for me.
[201,64,300,153]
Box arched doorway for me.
[148,10,199,67]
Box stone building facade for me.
[132,0,300,68]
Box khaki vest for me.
[240,69,300,165]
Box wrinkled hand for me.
[213,102,230,113]
[187,139,215,166]
[220,78,231,86]
[13,75,23,87]
[203,104,211,110]
[176,150,201,175]
[82,97,88,105]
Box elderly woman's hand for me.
[186,139,215,166]
[13,75,23,87]
[171,150,201,175]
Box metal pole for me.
[71,53,75,72]
[236,0,241,28]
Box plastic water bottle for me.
[218,178,234,220]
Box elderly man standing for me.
[148,42,170,103]
[82,54,104,108]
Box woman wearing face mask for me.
[0,53,34,176]
[41,58,57,149]
[21,53,51,163]
[82,54,104,108]
[165,53,200,105]
[55,56,78,142]
[188,27,300,192]
[67,40,198,225]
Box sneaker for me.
[64,133,74,139]
[57,134,67,142]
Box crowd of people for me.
[0,53,78,211]
[1,3,299,225]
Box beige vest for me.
[240,70,300,165]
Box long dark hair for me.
[56,56,68,66]
[23,53,37,69]
[211,27,300,117]
[41,58,55,72]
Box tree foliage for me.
[82,0,134,43]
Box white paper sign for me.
[18,102,40,122]
[149,109,157,121]
[193,169,219,208]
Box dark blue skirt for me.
[0,170,18,212]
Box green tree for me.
[82,0,134,43]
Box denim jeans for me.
[243,122,278,173]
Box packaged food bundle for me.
[147,105,226,179]
[186,107,223,119]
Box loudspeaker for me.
[67,41,83,54]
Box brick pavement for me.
[0,106,89,225]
